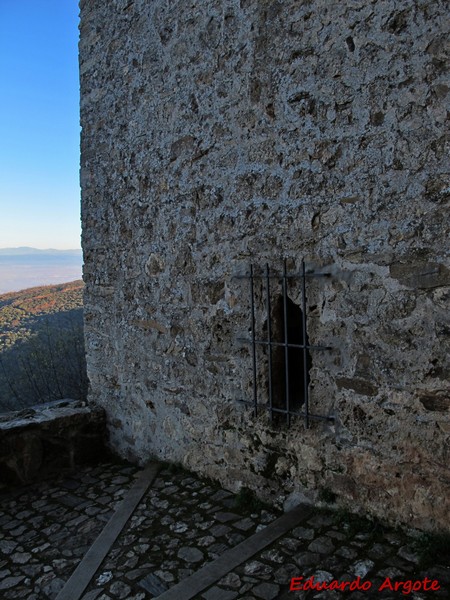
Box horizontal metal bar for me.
[237,337,332,351]
[236,399,335,422]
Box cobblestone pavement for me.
[0,462,140,599]
[0,462,449,600]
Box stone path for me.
[0,461,449,599]
[0,462,139,599]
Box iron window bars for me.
[236,259,334,428]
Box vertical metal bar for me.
[282,259,290,425]
[301,259,310,428]
[265,263,273,421]
[250,264,258,416]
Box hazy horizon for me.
[0,246,82,253]
[0,249,83,294]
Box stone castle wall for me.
[79,0,450,530]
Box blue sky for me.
[0,1,81,250]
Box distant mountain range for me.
[0,247,82,256]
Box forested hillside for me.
[0,281,87,413]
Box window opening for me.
[236,259,334,428]
[272,295,311,412]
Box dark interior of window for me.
[272,295,311,411]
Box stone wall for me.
[0,400,109,487]
[79,0,450,531]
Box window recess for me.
[235,259,334,428]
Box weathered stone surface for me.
[252,582,280,599]
[0,576,25,590]
[308,536,335,555]
[10,553,31,565]
[244,561,272,577]
[2,463,449,599]
[109,581,131,598]
[390,262,450,289]
[350,559,375,578]
[177,547,204,563]
[0,541,17,555]
[0,400,109,488]
[419,391,450,412]
[336,378,378,397]
[202,587,238,600]
[80,0,450,531]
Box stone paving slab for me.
[1,462,449,599]
[206,513,450,600]
[82,466,282,600]
[0,461,140,599]
[154,504,314,600]
[56,463,160,600]
[81,466,449,600]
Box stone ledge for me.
[0,399,110,488]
